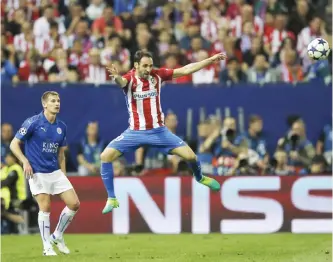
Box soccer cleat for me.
[50,234,70,254]
[199,176,221,191]
[43,247,57,256]
[102,198,119,214]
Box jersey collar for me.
[40,111,58,125]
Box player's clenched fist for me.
[209,53,227,63]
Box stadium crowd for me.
[1,0,332,85]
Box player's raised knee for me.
[100,148,121,163]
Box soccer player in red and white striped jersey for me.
[99,50,226,214]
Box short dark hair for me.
[134,50,153,63]
[249,115,262,124]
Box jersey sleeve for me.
[156,68,174,82]
[15,118,36,142]
[60,124,68,147]
[122,73,132,91]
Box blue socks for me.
[188,161,203,181]
[101,162,116,198]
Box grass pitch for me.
[2,233,332,262]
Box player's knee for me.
[38,201,51,212]
[68,200,80,211]
[100,148,120,162]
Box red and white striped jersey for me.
[297,27,321,58]
[122,68,174,130]
[230,15,263,38]
[264,29,293,54]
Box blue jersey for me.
[15,112,67,173]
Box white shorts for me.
[28,169,73,196]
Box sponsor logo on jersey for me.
[133,90,158,100]
[42,142,59,153]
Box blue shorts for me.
[107,126,185,154]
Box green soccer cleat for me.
[102,198,119,214]
[199,176,221,191]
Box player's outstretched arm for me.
[106,64,128,88]
[172,53,227,78]
[10,138,33,177]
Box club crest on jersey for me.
[149,76,156,86]
[57,127,62,134]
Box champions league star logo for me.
[19,127,27,135]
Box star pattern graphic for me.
[318,39,326,45]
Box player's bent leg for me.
[35,194,57,256]
[170,145,221,192]
[100,147,122,214]
[50,189,80,255]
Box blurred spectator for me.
[100,35,131,73]
[287,0,312,37]
[163,54,192,83]
[1,123,13,166]
[68,20,93,53]
[242,36,268,71]
[211,117,240,176]
[18,53,48,83]
[306,59,332,85]
[5,8,25,38]
[1,197,24,235]
[192,50,217,84]
[1,152,27,208]
[64,3,89,34]
[316,124,332,166]
[264,11,294,57]
[219,57,247,85]
[271,37,296,67]
[92,6,123,39]
[68,40,89,68]
[297,16,323,70]
[235,115,268,168]
[48,53,78,82]
[299,154,329,175]
[113,158,128,176]
[276,50,304,83]
[77,122,106,176]
[268,149,295,175]
[247,54,277,84]
[80,48,110,84]
[230,4,263,39]
[227,151,259,176]
[277,119,315,171]
[33,4,65,38]
[86,0,106,21]
[1,47,18,83]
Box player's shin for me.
[38,211,52,249]
[188,160,203,181]
[189,160,221,191]
[53,206,77,239]
[101,162,116,198]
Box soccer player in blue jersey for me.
[10,91,80,256]
[100,50,226,214]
